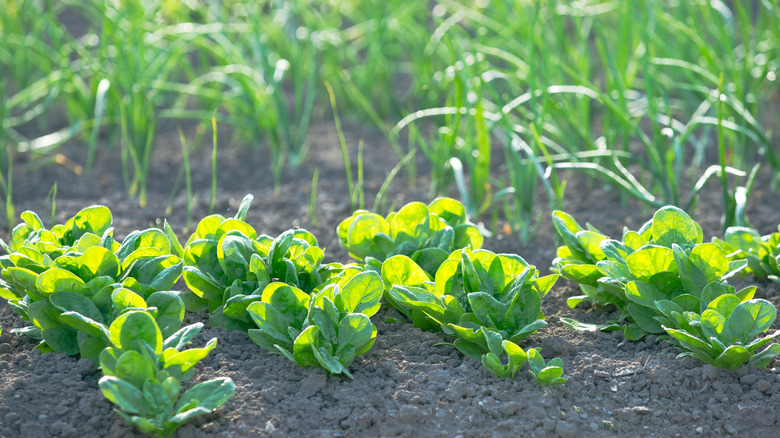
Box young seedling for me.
[246,271,383,379]
[381,249,563,383]
[384,249,557,358]
[526,348,567,387]
[99,310,235,438]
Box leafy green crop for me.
[384,249,557,357]
[0,208,183,359]
[0,206,113,257]
[715,226,780,283]
[553,206,780,369]
[660,288,780,370]
[99,310,235,438]
[381,249,563,384]
[177,194,351,330]
[246,271,383,379]
[336,198,483,275]
[480,334,527,379]
[526,348,567,387]
[181,223,346,330]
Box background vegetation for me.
[1,0,777,239]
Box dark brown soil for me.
[2,117,780,438]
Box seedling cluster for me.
[1,196,779,436]
[553,206,780,370]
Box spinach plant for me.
[0,217,183,358]
[337,197,483,275]
[0,205,113,257]
[480,332,527,379]
[246,270,383,379]
[182,224,340,330]
[553,206,780,369]
[527,348,567,387]
[382,250,563,384]
[384,249,557,357]
[659,287,780,369]
[715,226,780,283]
[99,310,235,438]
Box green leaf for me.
[729,300,777,344]
[701,309,731,344]
[80,246,121,278]
[428,197,466,224]
[50,291,104,324]
[626,246,676,281]
[576,230,608,260]
[174,377,236,414]
[749,343,780,368]
[182,268,224,302]
[665,327,712,353]
[390,202,429,244]
[700,282,734,313]
[142,379,175,419]
[337,314,375,354]
[146,292,185,338]
[292,325,322,368]
[41,326,79,355]
[163,323,204,351]
[164,338,218,375]
[164,220,184,258]
[560,264,602,287]
[59,312,109,340]
[99,376,144,414]
[28,299,63,331]
[624,280,663,309]
[217,233,253,281]
[111,310,163,355]
[115,350,156,388]
[70,206,113,242]
[708,294,742,319]
[381,255,430,287]
[337,271,384,317]
[651,206,702,247]
[713,345,752,370]
[344,213,390,261]
[111,288,148,313]
[35,267,86,296]
[559,317,620,332]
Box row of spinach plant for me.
[1,195,779,435]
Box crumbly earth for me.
[1,118,779,438]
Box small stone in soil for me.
[297,372,327,398]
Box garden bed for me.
[1,120,779,437]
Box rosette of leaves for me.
[551,209,628,309]
[1,227,183,357]
[554,207,780,369]
[658,284,780,369]
[555,207,751,339]
[99,310,235,438]
[383,249,558,359]
[0,206,117,299]
[182,223,335,330]
[246,271,383,379]
[714,226,780,283]
[336,197,483,275]
[0,205,113,257]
